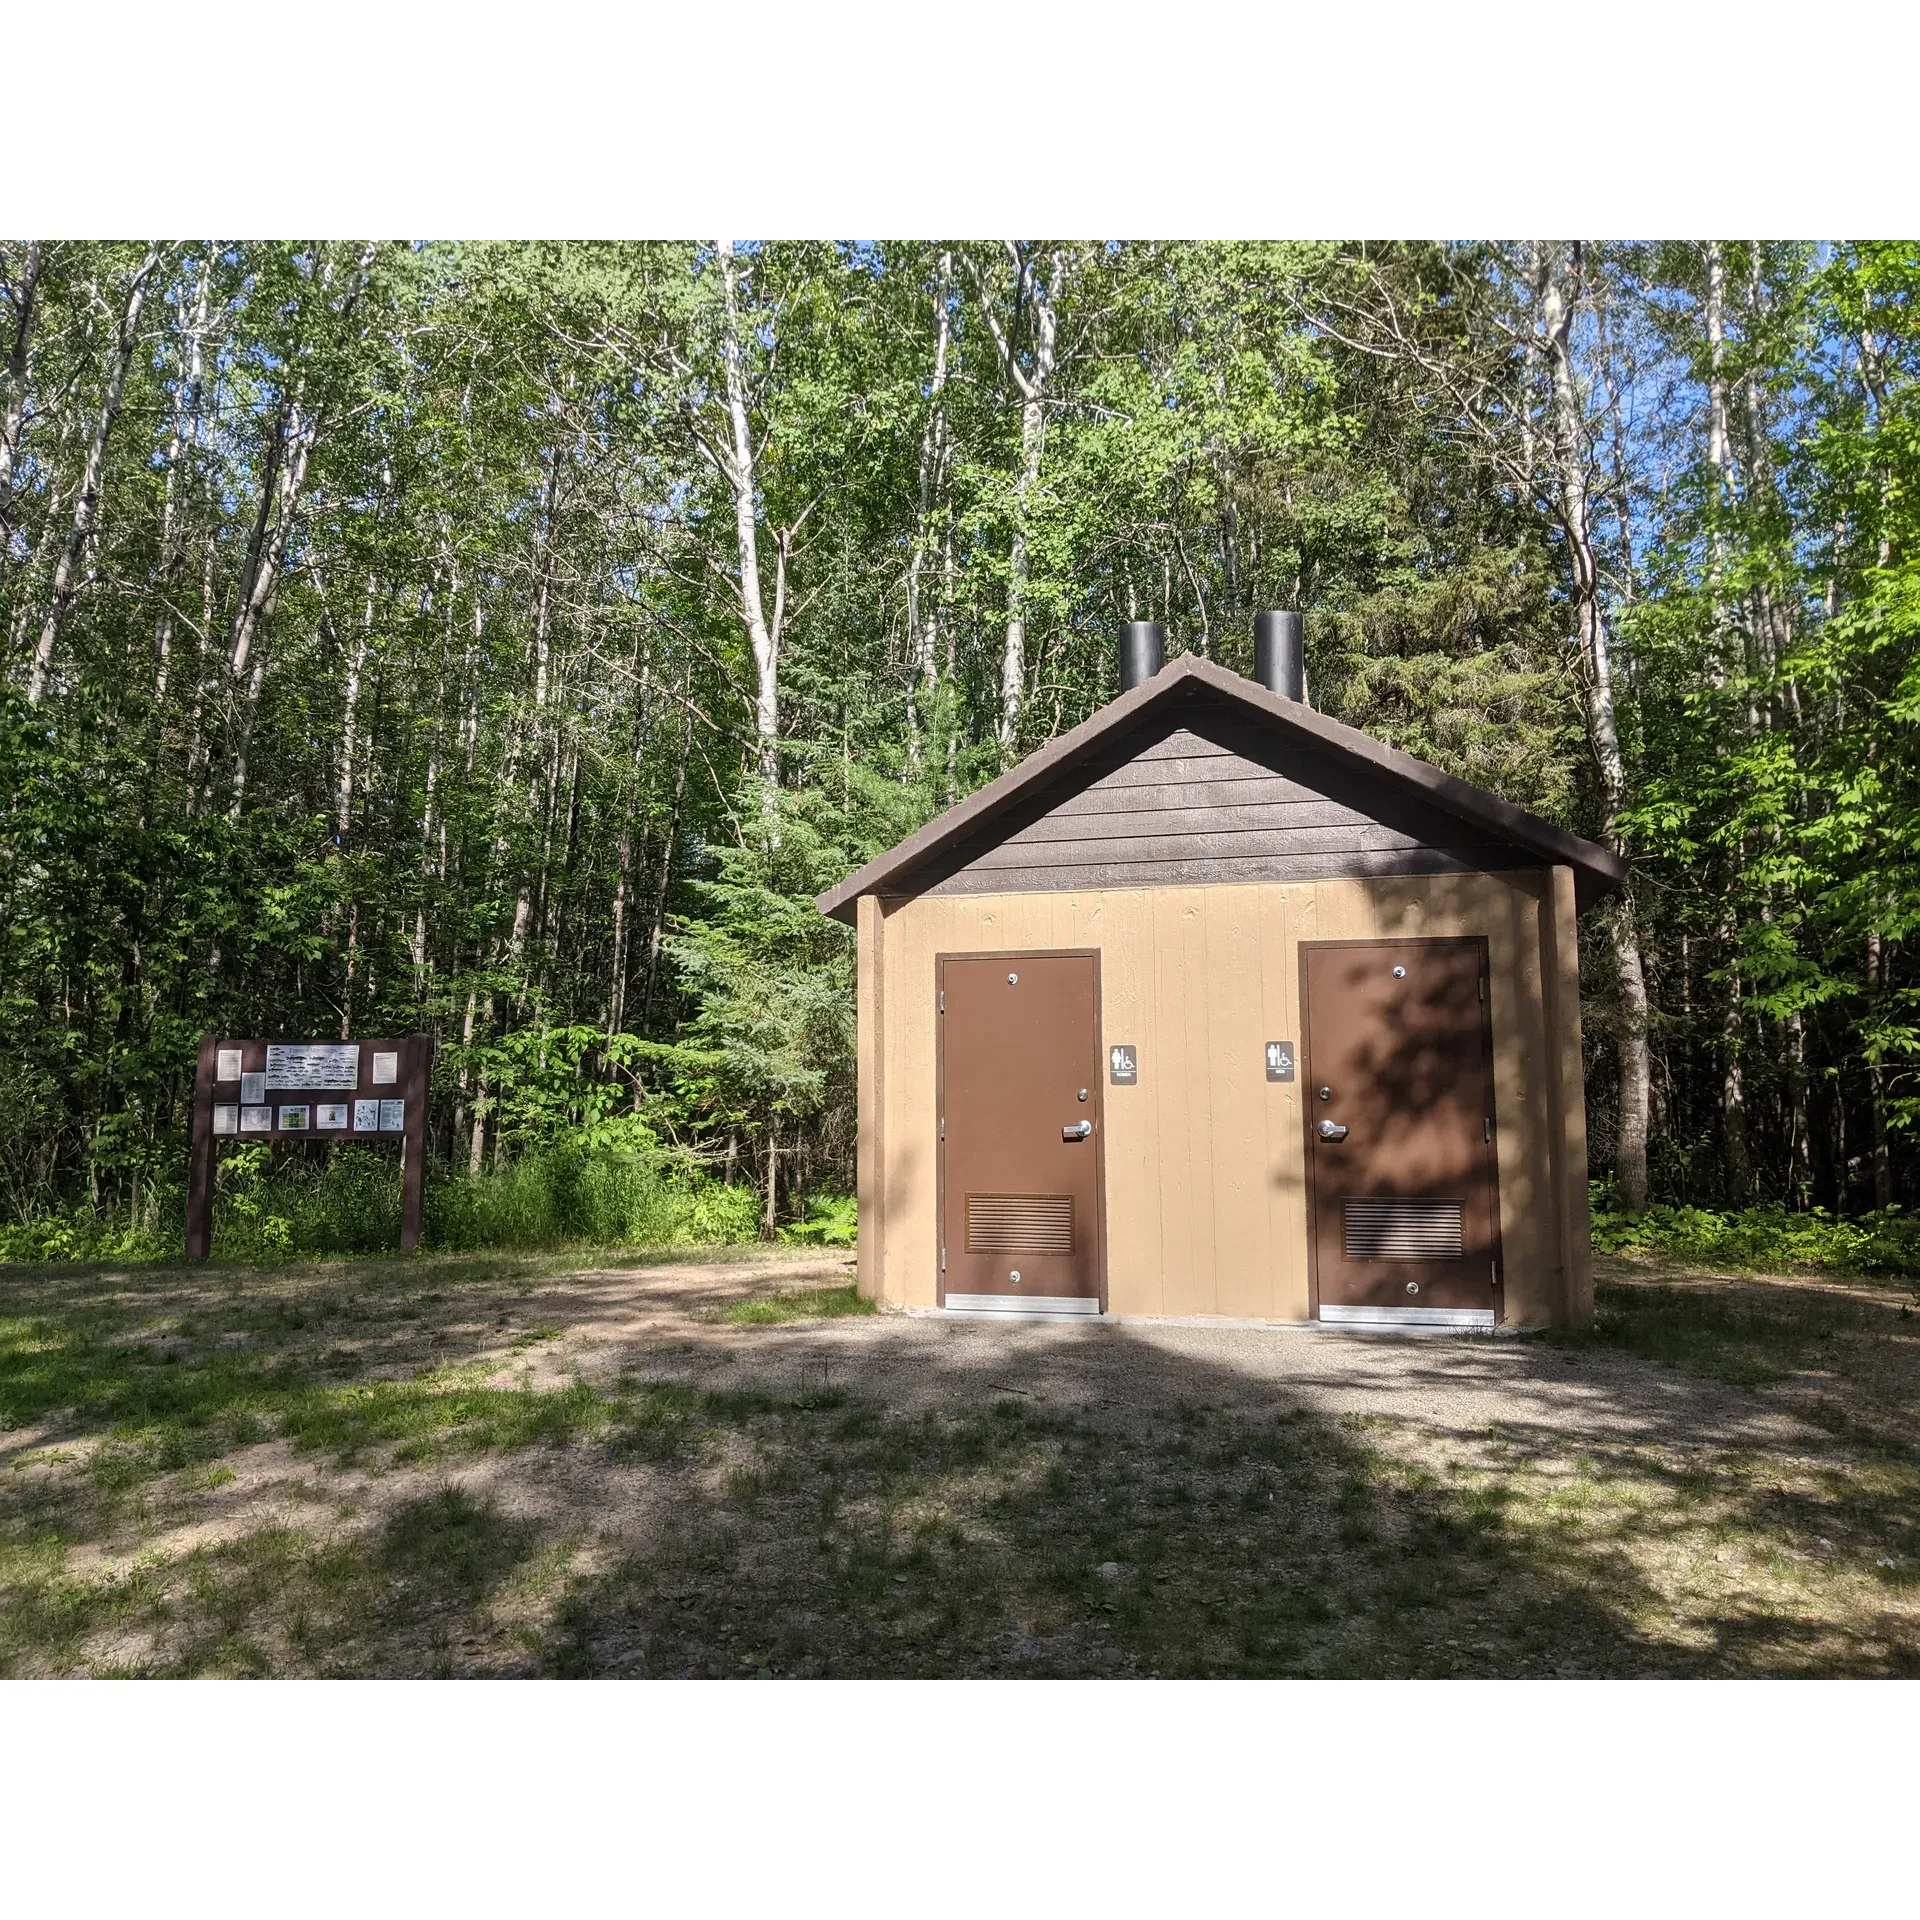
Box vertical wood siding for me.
[855,894,884,1303]
[864,868,1587,1328]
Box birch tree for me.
[1297,244,1654,1209]
[970,243,1071,752]
[3,234,1917,1240]
[904,251,953,769]
[152,249,213,706]
[0,241,48,566]
[1539,242,1653,1213]
[220,242,377,814]
[25,242,161,703]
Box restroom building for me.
[816,616,1625,1330]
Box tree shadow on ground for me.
[5,1253,1916,1677]
[537,1311,1920,1679]
[1,1481,551,1677]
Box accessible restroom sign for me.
[1109,1044,1138,1085]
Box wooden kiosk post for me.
[399,1031,429,1254]
[184,1034,220,1261]
[185,1031,433,1262]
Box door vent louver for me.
[967,1193,1074,1255]
[1342,1199,1464,1260]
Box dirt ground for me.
[2,1247,1916,1677]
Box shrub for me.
[779,1193,858,1247]
[425,1147,761,1252]
[2,1143,768,1264]
[1591,1187,1920,1277]
[0,1203,171,1265]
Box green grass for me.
[714,1284,875,1326]
[0,1485,553,1678]
[1549,1279,1866,1389]
[3,1246,1917,1677]
[0,1262,857,1494]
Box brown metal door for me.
[1301,938,1501,1318]
[939,951,1104,1306]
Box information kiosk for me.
[184,1032,433,1259]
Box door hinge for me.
[939,1117,945,1140]
[1491,1261,1499,1288]
[941,1246,947,1272]
[1479,975,1486,1002]
[1484,1116,1492,1143]
[939,991,945,1012]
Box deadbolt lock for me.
[1010,1270,1022,1285]
[1318,1086,1331,1101]
[1078,1088,1088,1101]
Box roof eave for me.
[813,661,1195,922]
[815,654,1626,922]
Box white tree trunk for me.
[7,404,75,665]
[227,653,267,821]
[1542,241,1651,1213]
[506,445,563,978]
[1002,379,1047,748]
[336,573,369,839]
[414,555,457,986]
[905,252,953,768]
[229,389,312,695]
[1702,240,1744,691]
[154,250,212,705]
[717,240,780,785]
[469,1073,489,1177]
[227,245,376,741]
[973,244,1067,753]
[0,241,48,561]
[27,243,161,703]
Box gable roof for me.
[815,653,1626,922]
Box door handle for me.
[1317,1119,1348,1142]
[1062,1120,1093,1141]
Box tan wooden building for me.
[817,622,1624,1331]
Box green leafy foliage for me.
[778,1194,859,1248]
[3,237,1920,1258]
[1591,1189,1920,1277]
[0,1147,762,1262]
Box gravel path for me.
[548,1262,1824,1466]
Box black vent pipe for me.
[1119,620,1166,692]
[1253,610,1305,703]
